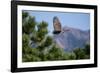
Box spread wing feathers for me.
[53,16,62,31]
[53,16,70,33]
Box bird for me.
[53,16,70,34]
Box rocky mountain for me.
[53,26,90,51]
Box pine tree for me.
[22,11,65,62]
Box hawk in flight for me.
[53,16,70,34]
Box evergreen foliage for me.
[22,11,90,62]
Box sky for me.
[23,10,90,35]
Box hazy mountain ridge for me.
[54,26,90,51]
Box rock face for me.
[53,26,90,51]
